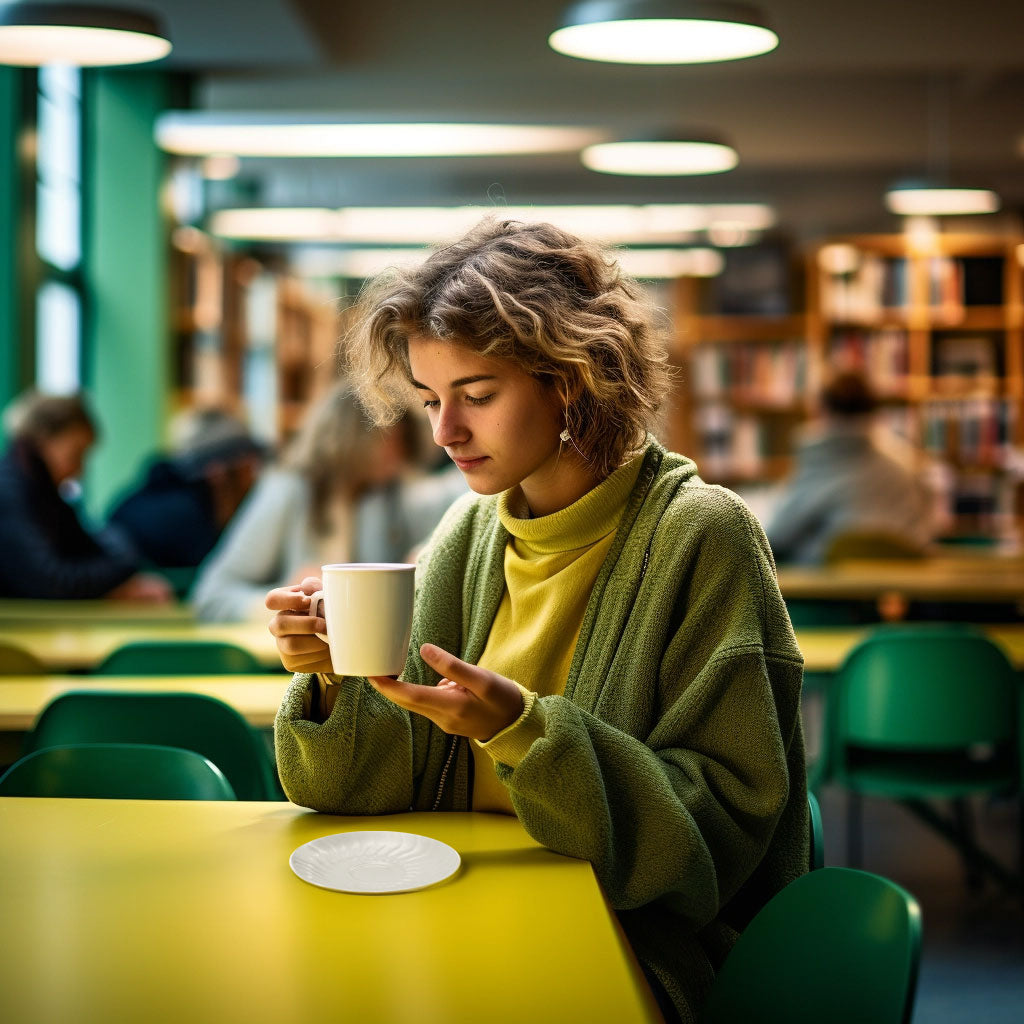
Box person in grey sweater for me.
[765,369,939,564]
[191,381,465,621]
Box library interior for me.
[1,3,1023,1024]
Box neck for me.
[519,450,605,518]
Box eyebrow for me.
[410,374,497,391]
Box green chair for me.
[0,743,236,800]
[824,529,926,562]
[0,641,45,674]
[808,790,824,870]
[93,640,263,675]
[815,625,1021,893]
[23,691,279,801]
[700,867,922,1024]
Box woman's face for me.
[37,424,94,486]
[408,335,593,516]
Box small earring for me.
[559,428,571,443]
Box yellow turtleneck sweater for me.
[471,452,644,814]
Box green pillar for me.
[81,69,170,517]
[0,67,25,416]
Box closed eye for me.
[466,394,494,406]
[422,398,440,409]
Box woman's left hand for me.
[369,643,523,741]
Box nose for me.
[432,402,469,448]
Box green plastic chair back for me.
[23,691,278,800]
[808,791,824,870]
[94,640,263,675]
[0,743,236,800]
[701,867,922,1024]
[820,626,1020,799]
[0,641,45,674]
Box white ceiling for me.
[92,0,1024,239]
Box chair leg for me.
[846,790,863,868]
[951,798,984,893]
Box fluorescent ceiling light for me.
[209,203,775,245]
[0,3,171,66]
[613,247,724,278]
[884,185,1000,216]
[582,139,737,175]
[155,114,600,157]
[549,1,778,64]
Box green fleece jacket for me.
[275,438,808,1023]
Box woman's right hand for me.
[266,577,334,674]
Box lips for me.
[451,454,488,471]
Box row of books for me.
[828,328,909,389]
[689,341,807,407]
[820,254,1005,320]
[920,398,1018,466]
[691,404,793,480]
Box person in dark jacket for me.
[0,391,171,601]
[107,408,266,572]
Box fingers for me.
[419,643,489,692]
[265,585,313,612]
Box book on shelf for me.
[691,341,806,407]
[828,327,909,393]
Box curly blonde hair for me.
[343,217,671,478]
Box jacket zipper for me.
[431,734,459,811]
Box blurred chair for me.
[808,791,824,870]
[813,625,1021,894]
[0,641,45,674]
[700,867,921,1024]
[22,691,279,800]
[0,743,236,800]
[93,640,263,675]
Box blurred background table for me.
[0,800,660,1024]
[0,621,281,672]
[0,598,196,624]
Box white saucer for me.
[289,830,461,894]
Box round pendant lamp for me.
[582,136,738,175]
[549,1,778,64]
[884,182,1000,217]
[0,3,172,66]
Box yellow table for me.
[0,621,282,672]
[777,558,1024,603]
[0,800,660,1024]
[795,624,1024,673]
[0,598,196,624]
[0,674,291,731]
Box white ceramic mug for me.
[308,563,416,677]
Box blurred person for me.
[0,390,172,601]
[765,369,940,565]
[107,407,267,573]
[191,380,465,622]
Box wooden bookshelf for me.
[671,233,1023,542]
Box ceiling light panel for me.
[155,114,601,157]
[582,140,738,175]
[549,1,778,64]
[0,4,171,66]
[884,186,1000,216]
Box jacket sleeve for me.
[274,492,481,814]
[191,471,307,621]
[0,483,137,599]
[491,496,805,929]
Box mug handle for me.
[308,589,328,643]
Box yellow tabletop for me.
[0,620,282,672]
[794,624,1024,673]
[0,598,196,624]
[777,557,1024,602]
[0,800,660,1024]
[0,674,291,730]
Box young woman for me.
[266,219,807,1024]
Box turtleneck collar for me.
[496,450,645,554]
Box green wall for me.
[82,70,170,517]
